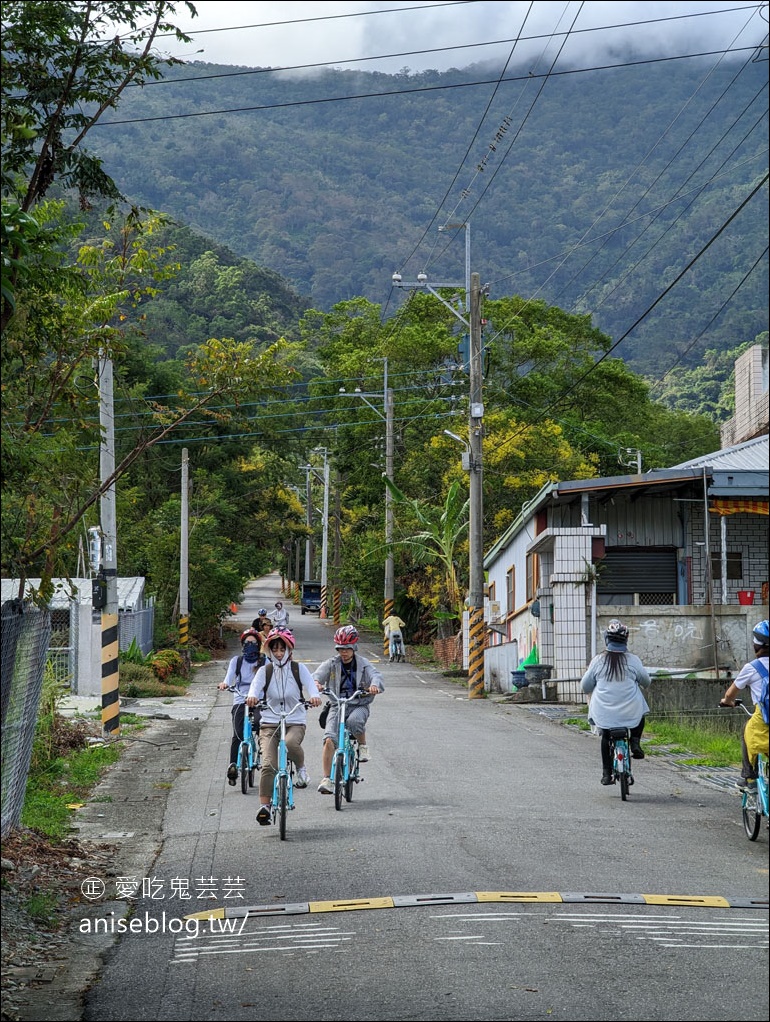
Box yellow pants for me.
[745,702,769,765]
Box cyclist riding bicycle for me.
[313,625,383,793]
[218,628,263,787]
[719,619,769,792]
[382,613,406,660]
[272,601,290,629]
[246,627,320,825]
[581,619,651,786]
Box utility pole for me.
[304,464,313,580]
[467,272,485,700]
[391,256,486,698]
[320,449,330,618]
[97,353,119,735]
[179,449,189,665]
[334,470,342,625]
[383,380,394,656]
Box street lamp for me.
[340,360,394,653]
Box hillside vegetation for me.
[87,54,769,376]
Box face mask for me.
[242,645,260,663]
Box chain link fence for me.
[119,604,154,657]
[1,600,51,838]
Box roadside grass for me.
[562,706,742,767]
[22,698,149,842]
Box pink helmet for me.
[266,626,295,651]
[333,625,359,648]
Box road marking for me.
[185,889,767,922]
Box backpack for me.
[261,661,308,704]
[752,658,769,724]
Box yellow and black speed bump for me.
[185,889,768,921]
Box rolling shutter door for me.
[598,548,677,594]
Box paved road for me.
[63,574,768,1021]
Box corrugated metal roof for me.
[673,434,768,471]
[1,577,146,610]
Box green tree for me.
[384,476,469,636]
[1,1,197,332]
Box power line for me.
[96,46,764,126]
[143,5,764,86]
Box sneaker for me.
[630,740,645,760]
[256,805,271,826]
[227,764,238,786]
[295,766,309,788]
[736,778,757,792]
[317,777,334,794]
[601,772,613,786]
[357,744,370,763]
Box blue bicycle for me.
[721,700,768,841]
[228,689,261,794]
[322,688,367,811]
[258,699,307,839]
[605,727,634,801]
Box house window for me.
[711,552,743,581]
[526,553,539,601]
[506,568,515,612]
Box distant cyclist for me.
[313,625,383,793]
[581,619,651,786]
[719,619,769,792]
[382,612,406,660]
[272,600,290,629]
[252,608,272,633]
[218,628,262,786]
[246,628,320,825]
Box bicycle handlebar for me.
[719,698,750,716]
[320,688,372,703]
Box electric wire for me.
[95,46,764,126]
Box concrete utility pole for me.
[391,251,486,698]
[339,360,394,651]
[97,353,119,735]
[383,381,395,655]
[179,449,189,664]
[467,273,485,699]
[304,465,313,580]
[320,448,330,618]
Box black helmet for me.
[604,619,629,650]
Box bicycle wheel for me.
[620,770,629,801]
[240,743,249,794]
[344,748,355,803]
[248,740,258,787]
[742,790,761,840]
[278,774,289,840]
[334,752,344,811]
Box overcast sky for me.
[158,1,768,73]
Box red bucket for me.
[737,590,755,606]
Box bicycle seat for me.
[605,727,630,740]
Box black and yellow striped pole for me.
[383,597,394,659]
[179,612,189,651]
[97,353,121,733]
[333,588,341,625]
[468,607,486,699]
[101,607,120,735]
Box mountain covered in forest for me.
[88,53,768,377]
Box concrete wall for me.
[593,605,767,674]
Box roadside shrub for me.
[148,648,187,680]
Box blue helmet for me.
[753,619,769,648]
